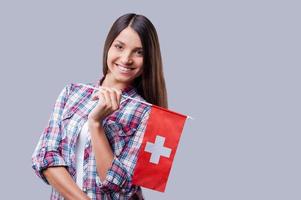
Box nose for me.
[120,51,133,65]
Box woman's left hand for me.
[88,86,122,122]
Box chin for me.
[115,75,135,84]
[108,69,140,85]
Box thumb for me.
[92,94,99,101]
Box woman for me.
[32,13,168,200]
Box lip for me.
[115,63,134,69]
[115,63,135,73]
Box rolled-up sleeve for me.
[96,107,150,194]
[31,84,70,184]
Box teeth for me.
[117,64,133,72]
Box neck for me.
[101,75,131,91]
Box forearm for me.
[88,120,114,182]
[43,167,90,200]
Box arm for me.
[87,87,121,183]
[43,167,90,200]
[31,84,89,198]
[88,107,150,193]
[88,121,114,182]
[87,87,150,194]
[32,85,71,183]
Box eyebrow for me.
[115,40,143,49]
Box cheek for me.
[107,48,118,64]
[136,58,144,69]
[136,61,144,76]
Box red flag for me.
[132,105,187,192]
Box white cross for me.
[144,135,172,164]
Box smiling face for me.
[104,26,144,89]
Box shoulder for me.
[56,82,96,111]
[66,82,95,96]
[57,82,96,101]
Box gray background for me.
[0,0,300,199]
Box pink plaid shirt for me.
[32,80,150,200]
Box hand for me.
[88,86,122,122]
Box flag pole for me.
[78,83,194,120]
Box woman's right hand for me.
[88,86,122,123]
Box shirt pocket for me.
[59,108,79,165]
[105,119,136,156]
[60,109,77,137]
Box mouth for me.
[115,63,135,73]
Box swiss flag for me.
[132,105,187,192]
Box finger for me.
[100,88,111,108]
[98,91,106,104]
[107,88,119,110]
[112,88,122,105]
[92,86,103,101]
[92,91,100,101]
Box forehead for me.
[113,27,142,48]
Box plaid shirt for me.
[32,81,150,200]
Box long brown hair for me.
[102,13,168,108]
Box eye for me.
[114,44,123,50]
[135,49,144,56]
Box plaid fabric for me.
[32,81,150,200]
